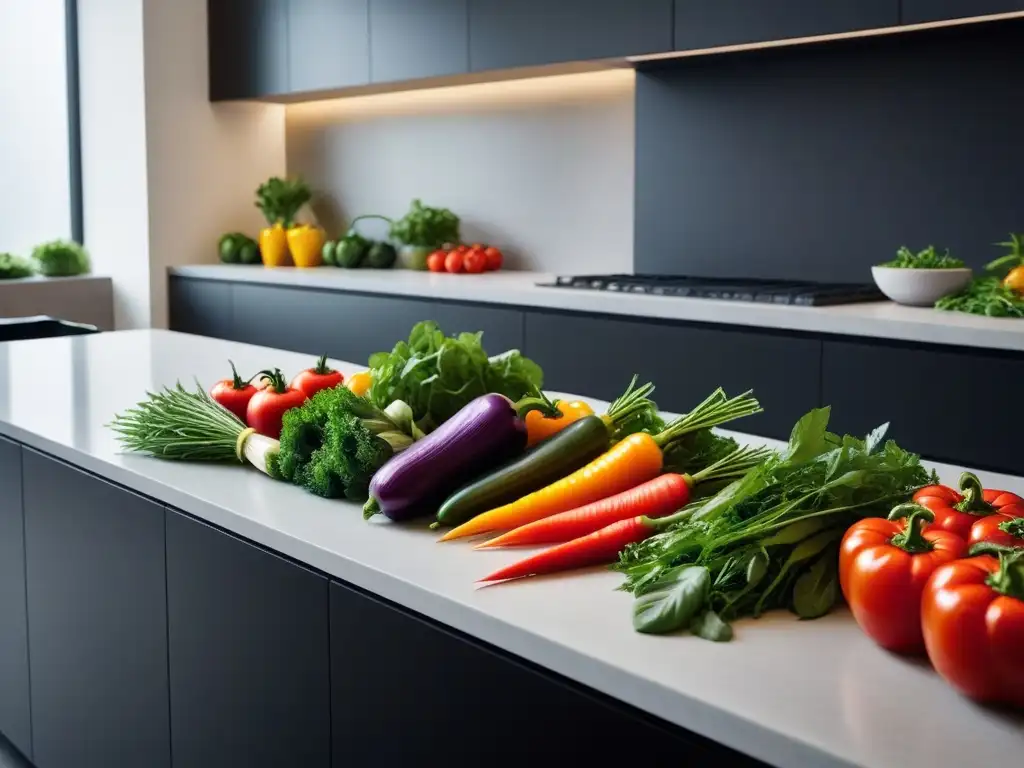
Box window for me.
[0,0,82,257]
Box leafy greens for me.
[367,321,544,431]
[616,407,933,640]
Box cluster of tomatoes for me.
[839,472,1024,708]
[427,243,504,274]
[209,356,346,440]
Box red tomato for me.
[289,354,343,399]
[922,549,1024,707]
[444,251,464,273]
[839,504,967,654]
[427,250,448,272]
[246,368,308,439]
[463,248,487,274]
[209,361,257,422]
[470,242,485,250]
[455,244,470,253]
[483,246,503,271]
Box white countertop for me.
[0,330,1021,768]
[171,264,1024,353]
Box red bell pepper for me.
[913,472,1024,540]
[969,512,1024,549]
[922,544,1024,708]
[839,503,967,654]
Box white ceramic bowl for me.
[871,266,973,307]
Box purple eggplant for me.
[363,394,551,521]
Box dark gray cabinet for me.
[208,0,289,99]
[468,0,672,71]
[524,311,821,440]
[289,0,370,92]
[329,581,750,765]
[675,1,898,50]
[902,1,1024,23]
[22,449,169,768]
[0,438,30,760]
[168,278,236,341]
[166,510,330,768]
[229,282,524,364]
[371,0,468,83]
[821,340,1020,474]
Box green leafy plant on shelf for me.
[0,252,35,280]
[878,245,964,269]
[31,240,91,277]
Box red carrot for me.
[479,517,655,583]
[475,445,767,550]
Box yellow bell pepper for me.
[346,371,372,397]
[287,225,326,268]
[259,223,290,267]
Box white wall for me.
[78,0,286,330]
[0,0,72,255]
[286,71,635,274]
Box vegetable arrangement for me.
[254,176,322,268]
[427,243,504,274]
[110,319,1024,711]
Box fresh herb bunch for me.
[935,276,1024,318]
[985,233,1024,278]
[615,407,933,641]
[0,252,35,279]
[31,240,90,277]
[879,245,964,269]
[368,321,543,432]
[255,176,312,228]
[389,199,460,248]
[275,385,420,501]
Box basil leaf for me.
[632,566,709,635]
[792,554,839,620]
[690,610,734,642]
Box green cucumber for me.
[436,415,611,527]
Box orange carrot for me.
[479,517,658,582]
[476,445,768,549]
[440,388,760,542]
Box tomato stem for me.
[228,360,250,390]
[313,354,333,375]
[954,472,993,515]
[256,368,288,394]
[888,503,935,554]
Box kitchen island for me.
[0,330,1021,768]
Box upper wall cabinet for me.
[370,0,469,83]
[674,1,899,50]
[902,1,1024,23]
[208,0,289,99]
[468,0,672,71]
[289,0,370,92]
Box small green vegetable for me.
[217,232,258,264]
[389,199,460,248]
[322,240,337,266]
[31,239,90,277]
[275,385,420,501]
[878,245,964,269]
[334,234,370,268]
[0,252,35,279]
[365,241,397,269]
[238,239,260,264]
[219,234,240,263]
[368,321,544,432]
[935,276,1024,318]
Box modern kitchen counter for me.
[170,264,1024,353]
[1,329,1021,768]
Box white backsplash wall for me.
[286,70,635,274]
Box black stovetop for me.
[539,274,884,307]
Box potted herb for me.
[389,199,460,270]
[871,246,972,306]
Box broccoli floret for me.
[276,386,416,501]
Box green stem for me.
[970,543,1024,601]
[313,354,334,375]
[348,214,393,235]
[604,375,657,429]
[362,497,381,520]
[653,389,762,450]
[999,517,1024,540]
[954,472,992,514]
[888,503,935,554]
[691,445,771,484]
[256,368,288,394]
[227,360,249,390]
[514,395,562,420]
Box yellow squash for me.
[259,223,290,267]
[287,225,326,268]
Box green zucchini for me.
[436,415,611,527]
